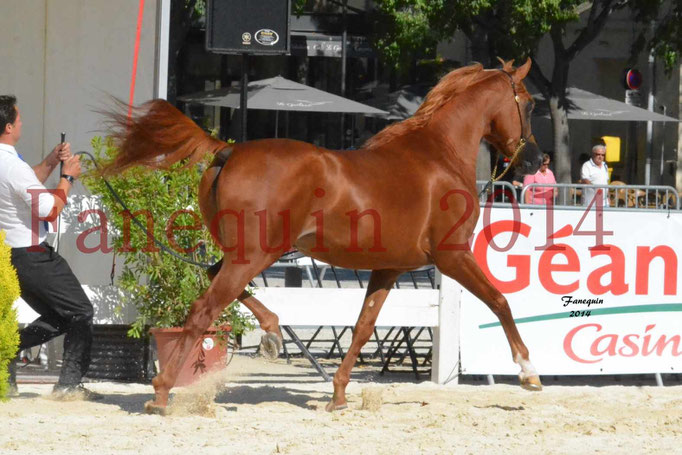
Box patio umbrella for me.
[364,85,680,123]
[178,76,388,115]
[532,87,679,122]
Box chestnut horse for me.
[101,58,544,414]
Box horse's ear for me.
[512,57,532,82]
[497,57,515,72]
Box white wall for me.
[0,1,47,164]
[0,0,162,167]
[1,1,166,321]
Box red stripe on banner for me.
[128,0,146,118]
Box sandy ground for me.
[1,354,681,455]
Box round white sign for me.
[202,337,215,351]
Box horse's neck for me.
[428,89,494,162]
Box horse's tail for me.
[98,99,228,175]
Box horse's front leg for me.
[145,267,254,414]
[208,259,283,359]
[326,269,402,412]
[434,250,542,391]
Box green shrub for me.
[82,136,255,339]
[0,231,20,400]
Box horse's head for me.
[484,58,543,176]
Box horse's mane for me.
[364,63,489,150]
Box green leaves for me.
[0,231,20,400]
[371,0,680,74]
[82,137,255,338]
[372,0,445,71]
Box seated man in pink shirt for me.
[523,153,557,204]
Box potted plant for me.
[83,136,255,386]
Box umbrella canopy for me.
[532,87,679,122]
[178,76,387,116]
[364,85,680,123]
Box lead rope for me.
[479,138,526,198]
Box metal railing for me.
[256,253,435,290]
[520,183,679,210]
[475,180,519,204]
[476,181,679,210]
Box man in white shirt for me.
[1,95,100,400]
[580,144,610,207]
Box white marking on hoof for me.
[325,400,348,412]
[515,353,538,382]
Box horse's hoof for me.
[144,400,168,416]
[520,375,543,392]
[325,400,348,412]
[259,332,282,360]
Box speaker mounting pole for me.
[205,0,292,142]
[240,53,249,142]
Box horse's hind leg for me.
[326,269,402,412]
[207,258,283,360]
[145,264,257,414]
[238,291,283,360]
[434,250,542,391]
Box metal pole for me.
[275,111,279,138]
[645,20,656,186]
[240,53,249,142]
[655,372,664,387]
[56,132,66,253]
[340,0,347,148]
[154,0,170,99]
[281,325,331,381]
[660,105,666,179]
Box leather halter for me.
[490,70,530,182]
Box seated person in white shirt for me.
[0,94,101,401]
[580,144,610,207]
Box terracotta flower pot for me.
[150,327,231,387]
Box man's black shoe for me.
[51,383,104,401]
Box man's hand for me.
[46,155,81,220]
[62,155,81,180]
[48,142,71,166]
[33,142,73,183]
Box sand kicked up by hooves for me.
[1,355,681,455]
[360,386,383,412]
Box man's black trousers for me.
[11,242,93,386]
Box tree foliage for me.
[371,0,682,182]
[373,1,681,75]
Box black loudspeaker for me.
[206,0,291,54]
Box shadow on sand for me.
[98,392,156,414]
[215,385,329,410]
[97,385,328,414]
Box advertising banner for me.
[460,205,682,375]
